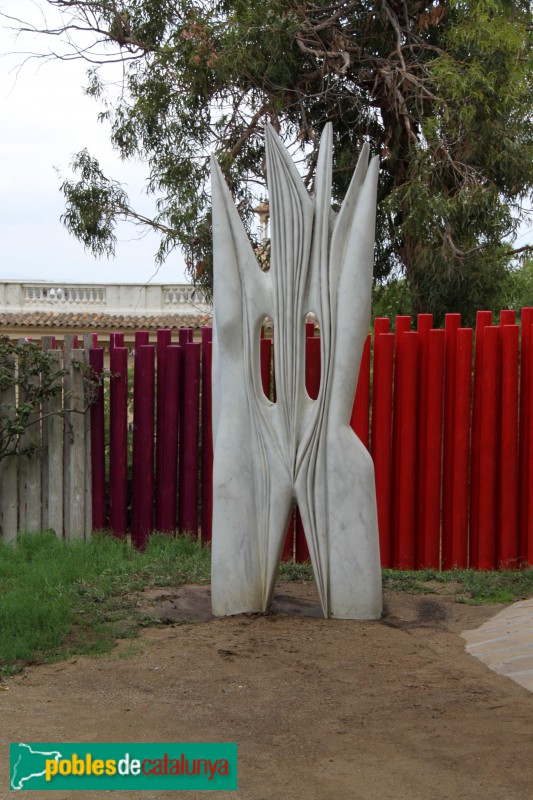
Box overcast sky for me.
[0,0,187,286]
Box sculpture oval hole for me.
[305,314,321,400]
[259,316,275,401]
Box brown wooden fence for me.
[2,310,533,571]
[0,334,93,542]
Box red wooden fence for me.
[87,311,533,569]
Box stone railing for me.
[164,286,208,306]
[23,285,107,305]
[1,281,211,315]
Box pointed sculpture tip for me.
[359,140,370,168]
[210,155,229,198]
[265,122,283,156]
[210,153,222,177]
[210,154,219,181]
[318,122,333,154]
[367,152,380,183]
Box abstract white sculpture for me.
[211,124,382,620]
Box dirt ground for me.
[1,582,533,800]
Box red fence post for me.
[271,323,277,403]
[499,324,519,567]
[417,314,433,334]
[110,332,124,349]
[374,317,390,337]
[159,345,181,532]
[294,512,306,562]
[131,344,155,549]
[88,348,106,531]
[351,334,371,447]
[395,316,411,336]
[391,330,419,569]
[442,313,461,566]
[391,316,412,513]
[179,328,194,347]
[283,511,295,562]
[416,329,445,569]
[518,309,533,564]
[371,331,394,567]
[527,323,533,566]
[415,314,433,566]
[155,329,172,531]
[179,342,201,535]
[305,335,321,400]
[442,328,473,569]
[500,309,516,326]
[470,311,493,561]
[471,326,500,569]
[201,330,214,543]
[109,346,128,537]
[260,338,272,400]
[131,331,150,536]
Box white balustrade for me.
[1,281,211,315]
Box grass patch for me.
[278,560,314,581]
[1,532,532,679]
[382,568,533,604]
[0,530,210,679]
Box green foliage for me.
[278,560,314,582]
[0,337,101,463]
[60,150,129,258]
[19,1,533,310]
[507,259,533,311]
[372,279,413,321]
[1,339,61,461]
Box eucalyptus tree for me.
[11,0,533,321]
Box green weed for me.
[382,567,533,604]
[0,530,210,678]
[1,532,532,679]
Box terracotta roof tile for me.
[0,311,212,331]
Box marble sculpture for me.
[211,123,382,620]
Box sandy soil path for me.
[1,583,532,800]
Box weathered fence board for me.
[0,339,91,541]
[64,349,88,539]
[88,347,106,531]
[0,357,18,542]
[42,348,64,535]
[18,344,41,533]
[83,334,94,539]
